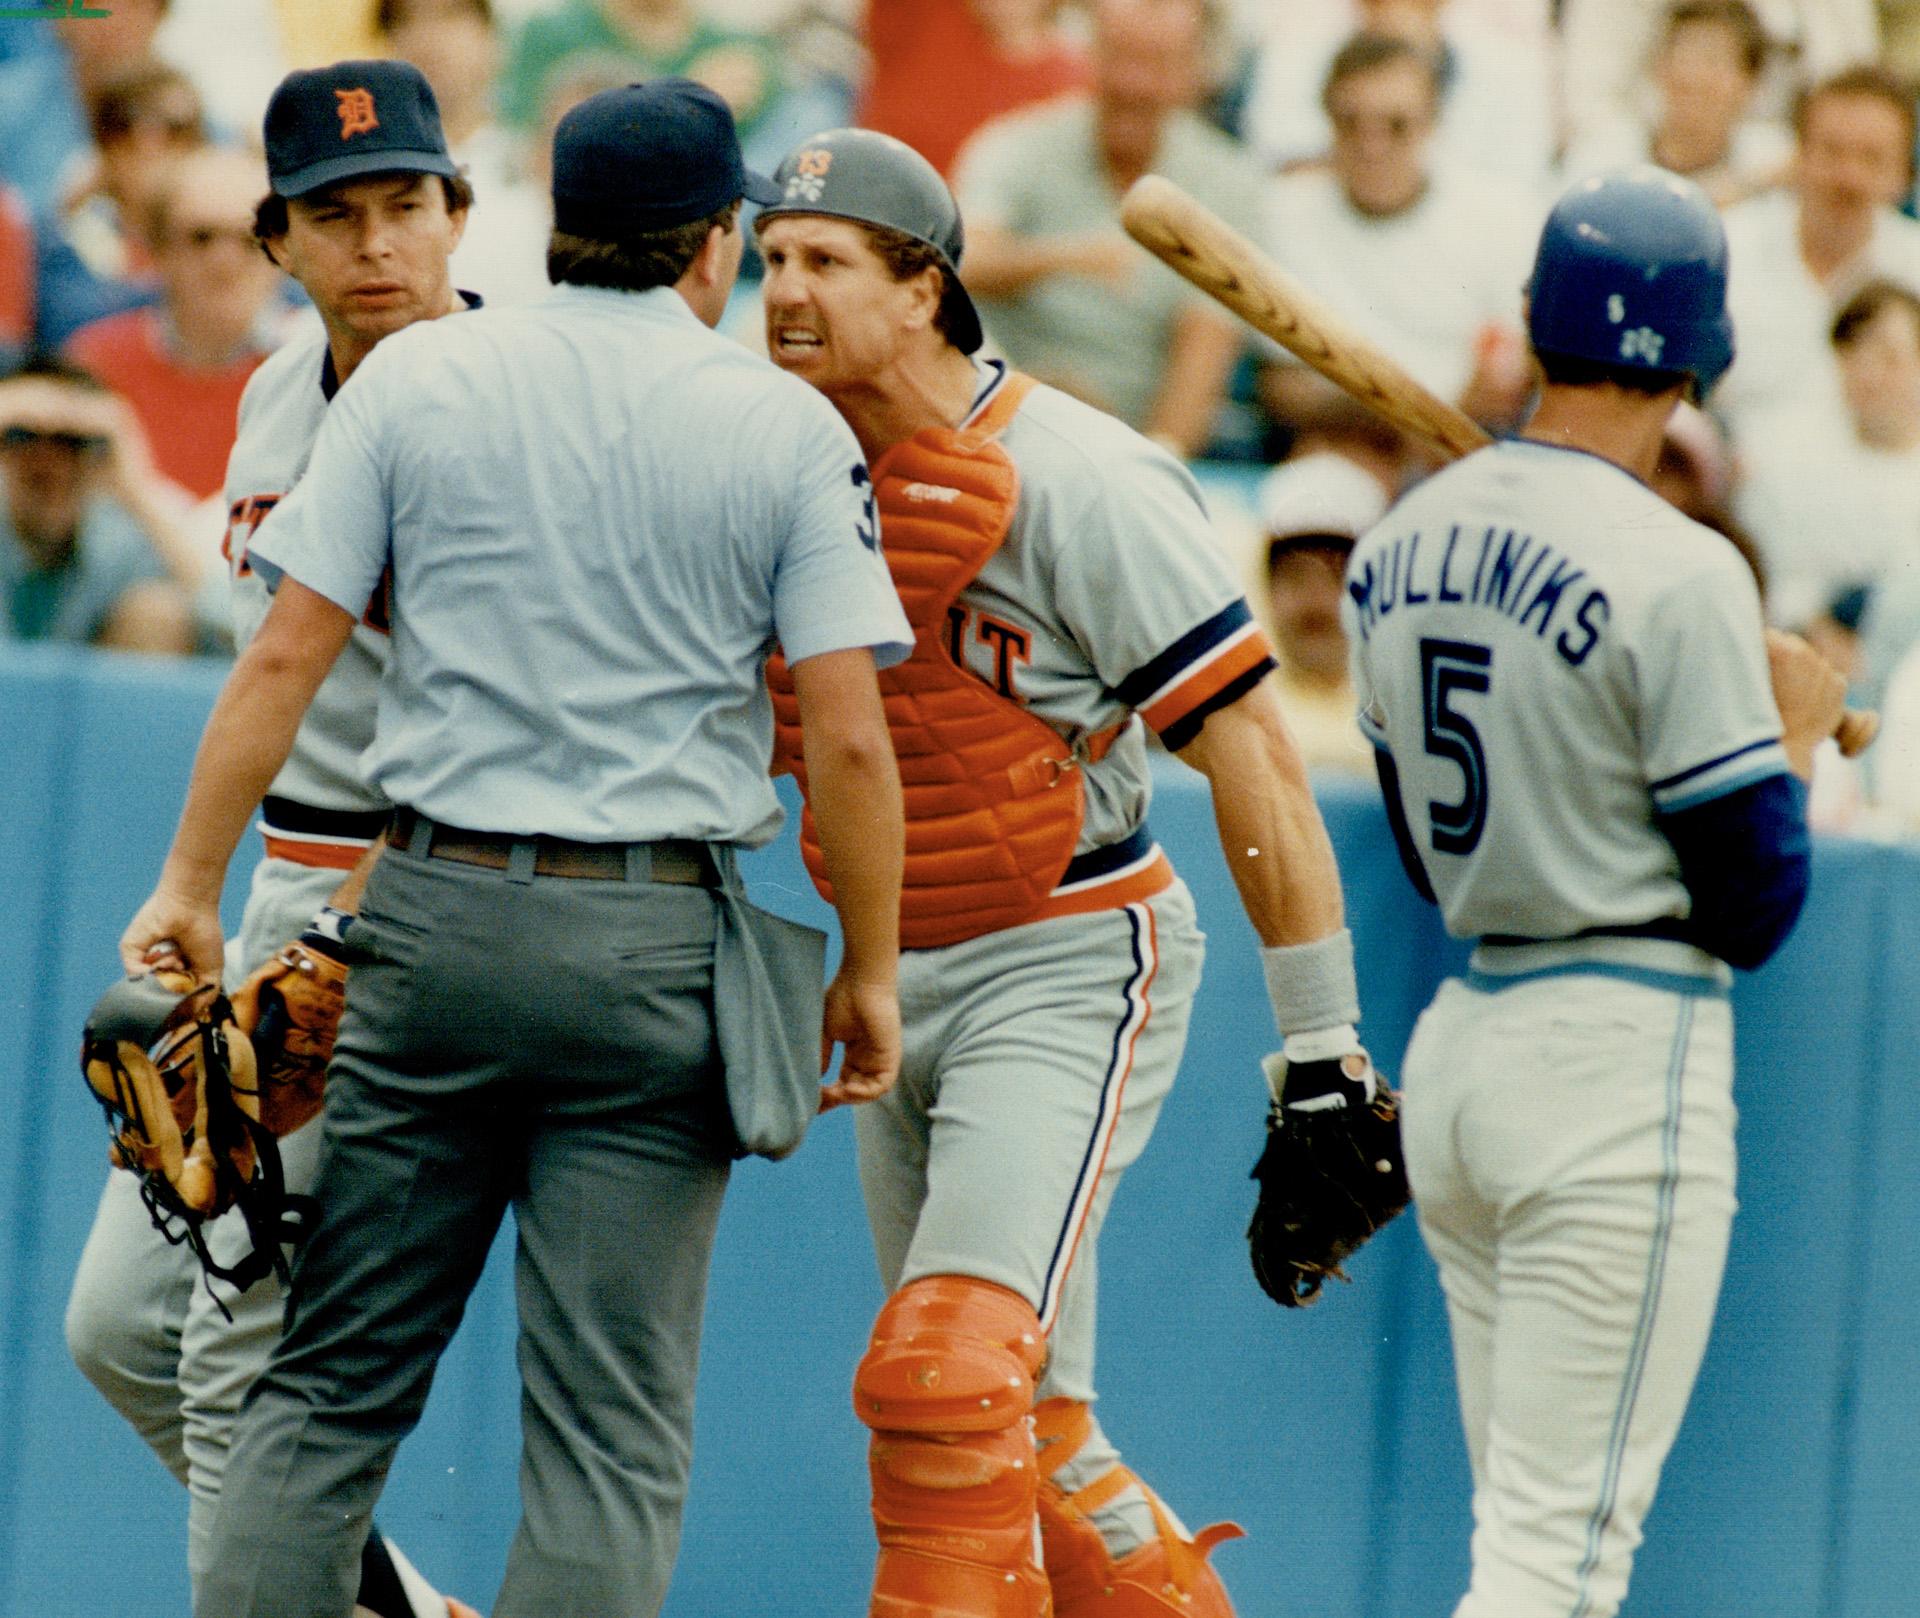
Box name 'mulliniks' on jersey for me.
[1344,439,1789,946]
[1345,522,1611,671]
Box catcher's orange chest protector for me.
[770,374,1118,949]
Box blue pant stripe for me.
[1568,995,1692,1617]
[1037,903,1148,1329]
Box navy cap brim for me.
[947,287,984,356]
[273,148,461,198]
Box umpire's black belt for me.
[388,807,719,886]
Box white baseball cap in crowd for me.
[1256,452,1391,550]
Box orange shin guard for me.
[855,1276,1054,1618]
[1032,1398,1244,1617]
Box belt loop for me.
[624,843,654,884]
[506,839,538,884]
[403,809,432,857]
[709,844,740,894]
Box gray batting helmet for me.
[756,128,985,354]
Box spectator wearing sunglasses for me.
[0,353,197,652]
[35,59,209,347]
[1257,33,1536,449]
[65,147,287,502]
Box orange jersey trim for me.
[1137,622,1275,737]
[260,833,367,871]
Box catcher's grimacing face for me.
[266,173,467,347]
[759,214,944,393]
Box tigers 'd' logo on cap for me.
[335,88,379,140]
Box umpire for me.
[120,80,910,1618]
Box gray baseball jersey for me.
[953,362,1275,860]
[223,319,392,819]
[1346,437,1788,944]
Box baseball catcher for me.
[1248,1049,1411,1306]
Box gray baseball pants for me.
[1404,970,1738,1618]
[194,840,738,1618]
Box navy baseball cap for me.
[264,60,459,199]
[551,78,781,234]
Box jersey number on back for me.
[1420,637,1492,856]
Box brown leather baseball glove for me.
[227,930,349,1138]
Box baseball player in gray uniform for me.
[1348,168,1846,1618]
[755,129,1377,1618]
[66,60,483,1618]
[121,80,909,1618]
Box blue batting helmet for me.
[1527,167,1735,400]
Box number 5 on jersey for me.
[1421,637,1492,856]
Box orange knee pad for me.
[854,1276,1053,1618]
[1032,1398,1243,1618]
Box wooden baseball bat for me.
[1118,173,1878,760]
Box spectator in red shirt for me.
[64,146,283,501]
[859,0,1089,177]
[0,187,31,368]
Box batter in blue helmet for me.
[1346,167,1847,1618]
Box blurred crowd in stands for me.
[8,0,1920,832]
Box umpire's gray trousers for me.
[195,841,737,1618]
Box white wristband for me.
[1260,929,1361,1041]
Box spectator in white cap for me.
[1253,451,1388,774]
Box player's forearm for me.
[1177,683,1345,946]
[959,223,1094,297]
[160,584,355,901]
[806,735,904,980]
[1143,307,1242,458]
[116,472,209,590]
[161,653,326,898]
[793,649,904,982]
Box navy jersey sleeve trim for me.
[1375,748,1437,906]
[1657,772,1811,971]
[1112,598,1255,709]
[1649,736,1777,794]
[1159,658,1276,752]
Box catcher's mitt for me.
[81,972,310,1300]
[1247,1051,1411,1307]
[228,928,349,1138]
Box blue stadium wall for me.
[1,641,1915,1617]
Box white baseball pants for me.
[1402,965,1738,1618]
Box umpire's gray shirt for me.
[250,283,910,846]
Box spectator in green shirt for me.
[500,0,784,149]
